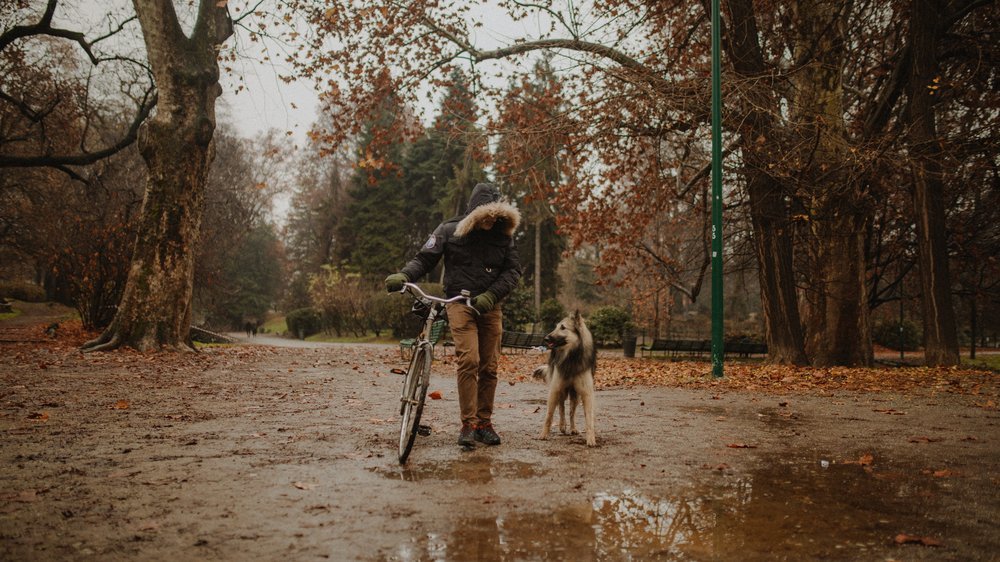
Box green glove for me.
[385,273,408,293]
[472,291,497,313]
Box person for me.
[385,183,522,447]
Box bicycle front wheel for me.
[398,346,431,464]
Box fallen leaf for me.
[26,412,49,421]
[909,436,942,443]
[113,400,130,410]
[726,443,757,449]
[292,482,314,490]
[843,453,874,466]
[894,534,942,547]
[428,390,442,400]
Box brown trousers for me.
[446,303,503,426]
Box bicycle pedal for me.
[417,425,432,436]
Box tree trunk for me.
[724,0,808,365]
[904,0,960,366]
[534,216,542,321]
[792,0,873,367]
[83,0,232,352]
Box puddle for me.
[372,458,546,483]
[386,452,956,560]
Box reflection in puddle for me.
[388,453,948,560]
[372,458,546,483]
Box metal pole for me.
[710,0,724,378]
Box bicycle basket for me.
[410,298,432,319]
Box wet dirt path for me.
[1,342,998,560]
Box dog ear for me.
[573,309,582,325]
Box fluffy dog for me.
[534,311,597,446]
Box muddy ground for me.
[1,314,999,560]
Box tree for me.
[0,1,156,177]
[83,0,233,351]
[494,56,569,320]
[292,0,997,367]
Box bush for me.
[873,319,922,351]
[588,306,632,346]
[0,281,47,303]
[500,284,535,331]
[539,298,566,332]
[285,307,322,339]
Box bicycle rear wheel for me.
[398,346,431,464]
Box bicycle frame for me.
[396,283,473,463]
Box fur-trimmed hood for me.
[455,200,521,237]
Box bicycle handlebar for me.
[400,282,474,308]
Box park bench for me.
[726,340,768,358]
[400,319,450,360]
[501,331,546,354]
[640,338,767,358]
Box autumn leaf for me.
[726,443,757,449]
[112,399,130,410]
[843,453,874,466]
[428,390,442,400]
[292,482,314,490]
[27,412,49,421]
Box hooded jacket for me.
[401,183,522,301]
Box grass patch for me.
[0,307,22,321]
[260,315,287,336]
[193,341,236,349]
[965,353,1000,372]
[304,332,397,345]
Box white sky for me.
[215,3,553,144]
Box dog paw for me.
[586,437,597,447]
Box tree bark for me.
[904,0,960,366]
[83,0,232,352]
[792,0,874,366]
[724,0,809,365]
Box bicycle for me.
[394,282,473,464]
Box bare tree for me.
[83,0,232,351]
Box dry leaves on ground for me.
[497,352,999,398]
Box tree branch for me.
[0,90,157,169]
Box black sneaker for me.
[457,424,476,447]
[474,423,501,446]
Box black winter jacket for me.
[401,183,522,301]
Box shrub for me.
[0,282,47,303]
[873,319,922,351]
[499,284,535,331]
[588,306,632,346]
[539,298,566,332]
[285,307,322,339]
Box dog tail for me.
[532,365,548,382]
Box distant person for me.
[385,183,522,448]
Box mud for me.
[1,339,998,561]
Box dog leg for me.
[568,394,579,435]
[579,376,597,447]
[558,394,567,435]
[540,384,561,440]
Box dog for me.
[533,311,597,446]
